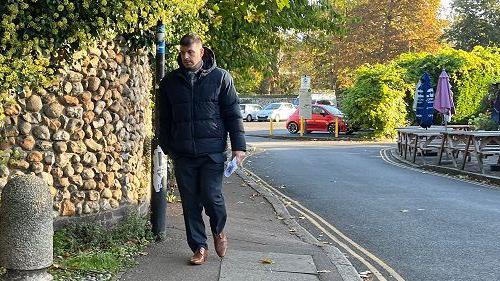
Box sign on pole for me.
[300,75,311,90]
[299,75,312,119]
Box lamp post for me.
[151,21,167,240]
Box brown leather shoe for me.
[214,232,228,257]
[190,247,208,265]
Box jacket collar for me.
[177,46,217,77]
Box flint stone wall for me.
[0,40,152,220]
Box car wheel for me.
[274,115,280,122]
[246,114,253,122]
[328,123,335,134]
[287,122,299,134]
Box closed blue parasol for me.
[415,72,435,129]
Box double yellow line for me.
[242,166,406,281]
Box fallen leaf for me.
[260,258,274,264]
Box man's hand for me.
[232,151,246,166]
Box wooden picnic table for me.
[396,125,472,164]
[396,128,445,163]
[438,130,500,173]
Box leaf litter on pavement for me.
[260,258,274,264]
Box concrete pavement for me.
[119,170,360,281]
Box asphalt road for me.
[244,136,500,281]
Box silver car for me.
[256,102,296,122]
[240,104,262,122]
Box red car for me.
[286,105,350,134]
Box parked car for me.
[291,93,337,107]
[256,102,296,122]
[240,104,262,122]
[286,104,352,134]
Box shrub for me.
[343,47,500,138]
[468,113,498,131]
[342,64,411,139]
[396,47,500,123]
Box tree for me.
[198,0,344,94]
[274,0,444,92]
[201,0,342,70]
[445,0,500,50]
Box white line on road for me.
[242,167,406,281]
[379,148,495,189]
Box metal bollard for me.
[0,175,53,281]
[335,117,339,138]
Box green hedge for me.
[343,47,500,138]
[342,64,411,139]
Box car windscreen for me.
[323,105,342,116]
[263,104,280,110]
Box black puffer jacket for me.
[158,47,246,158]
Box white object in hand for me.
[224,157,238,177]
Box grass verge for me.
[50,212,153,281]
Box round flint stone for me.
[0,175,53,270]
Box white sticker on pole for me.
[300,75,311,89]
[299,88,312,119]
[153,145,168,192]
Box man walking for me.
[158,34,246,265]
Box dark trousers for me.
[173,155,227,252]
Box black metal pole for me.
[151,21,166,240]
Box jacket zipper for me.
[190,75,196,156]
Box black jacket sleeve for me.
[158,78,172,155]
[219,71,246,152]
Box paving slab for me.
[220,250,319,281]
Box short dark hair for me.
[180,33,202,46]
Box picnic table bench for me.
[397,128,444,163]
[438,130,500,173]
[396,125,472,164]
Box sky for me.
[440,0,454,19]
